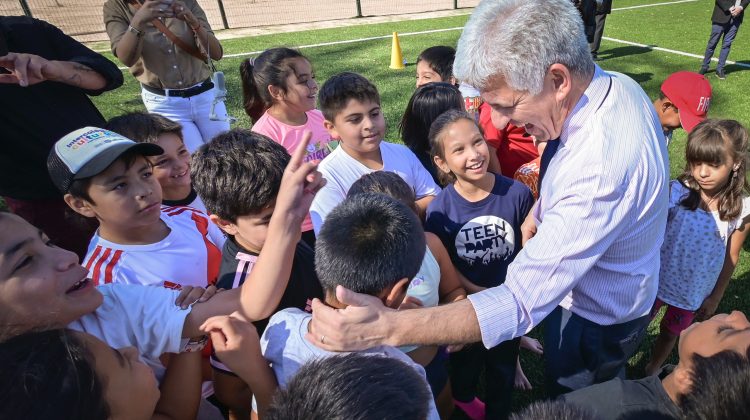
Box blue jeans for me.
[702,18,742,71]
[141,85,230,153]
[543,306,650,397]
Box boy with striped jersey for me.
[50,127,224,288]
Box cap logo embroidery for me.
[65,129,109,150]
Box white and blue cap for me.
[47,127,163,193]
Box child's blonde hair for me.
[678,119,749,221]
[428,109,484,187]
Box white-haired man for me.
[310,0,668,406]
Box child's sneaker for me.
[453,397,486,420]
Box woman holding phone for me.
[103,0,229,151]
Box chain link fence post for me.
[18,0,34,17]
[216,0,229,29]
[355,0,362,17]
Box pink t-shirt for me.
[252,109,337,232]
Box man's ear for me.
[548,63,573,101]
[63,193,97,219]
[383,277,411,308]
[323,119,340,139]
[209,214,239,236]
[661,99,677,114]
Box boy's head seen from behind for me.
[191,129,290,252]
[416,46,456,87]
[266,353,431,420]
[348,171,418,214]
[315,193,425,305]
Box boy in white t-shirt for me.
[310,72,440,233]
[260,193,439,419]
[49,127,224,288]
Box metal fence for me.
[3,0,479,42]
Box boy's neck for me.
[161,184,192,202]
[98,218,170,245]
[267,104,308,126]
[454,173,495,202]
[340,142,383,170]
[232,234,262,254]
[660,371,681,404]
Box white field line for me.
[603,36,750,68]
[612,0,698,12]
[114,0,735,71]
[116,26,464,69]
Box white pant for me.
[141,85,230,153]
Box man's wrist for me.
[381,308,404,347]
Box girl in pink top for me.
[242,48,336,247]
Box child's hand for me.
[696,295,721,321]
[200,312,262,374]
[446,344,465,353]
[398,295,423,311]
[175,284,219,309]
[275,131,326,225]
[519,336,543,355]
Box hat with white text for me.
[47,127,163,193]
[661,71,712,133]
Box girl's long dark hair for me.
[678,119,749,221]
[0,329,110,419]
[241,48,307,123]
[399,82,464,158]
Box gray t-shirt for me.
[259,308,439,419]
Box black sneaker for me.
[716,69,726,79]
[698,67,708,75]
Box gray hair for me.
[454,0,594,95]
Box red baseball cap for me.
[661,71,712,133]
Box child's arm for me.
[425,233,466,304]
[201,313,277,419]
[180,133,325,335]
[696,215,750,320]
[151,351,202,420]
[415,195,435,221]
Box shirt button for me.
[177,81,183,85]
[173,65,177,69]
[163,33,167,37]
[167,49,172,53]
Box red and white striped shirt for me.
[83,205,225,288]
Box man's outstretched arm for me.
[308,285,482,351]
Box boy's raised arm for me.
[180,133,325,337]
[237,131,325,320]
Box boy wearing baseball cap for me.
[48,127,225,288]
[653,71,713,144]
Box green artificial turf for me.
[76,0,750,414]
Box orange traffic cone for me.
[389,32,405,70]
